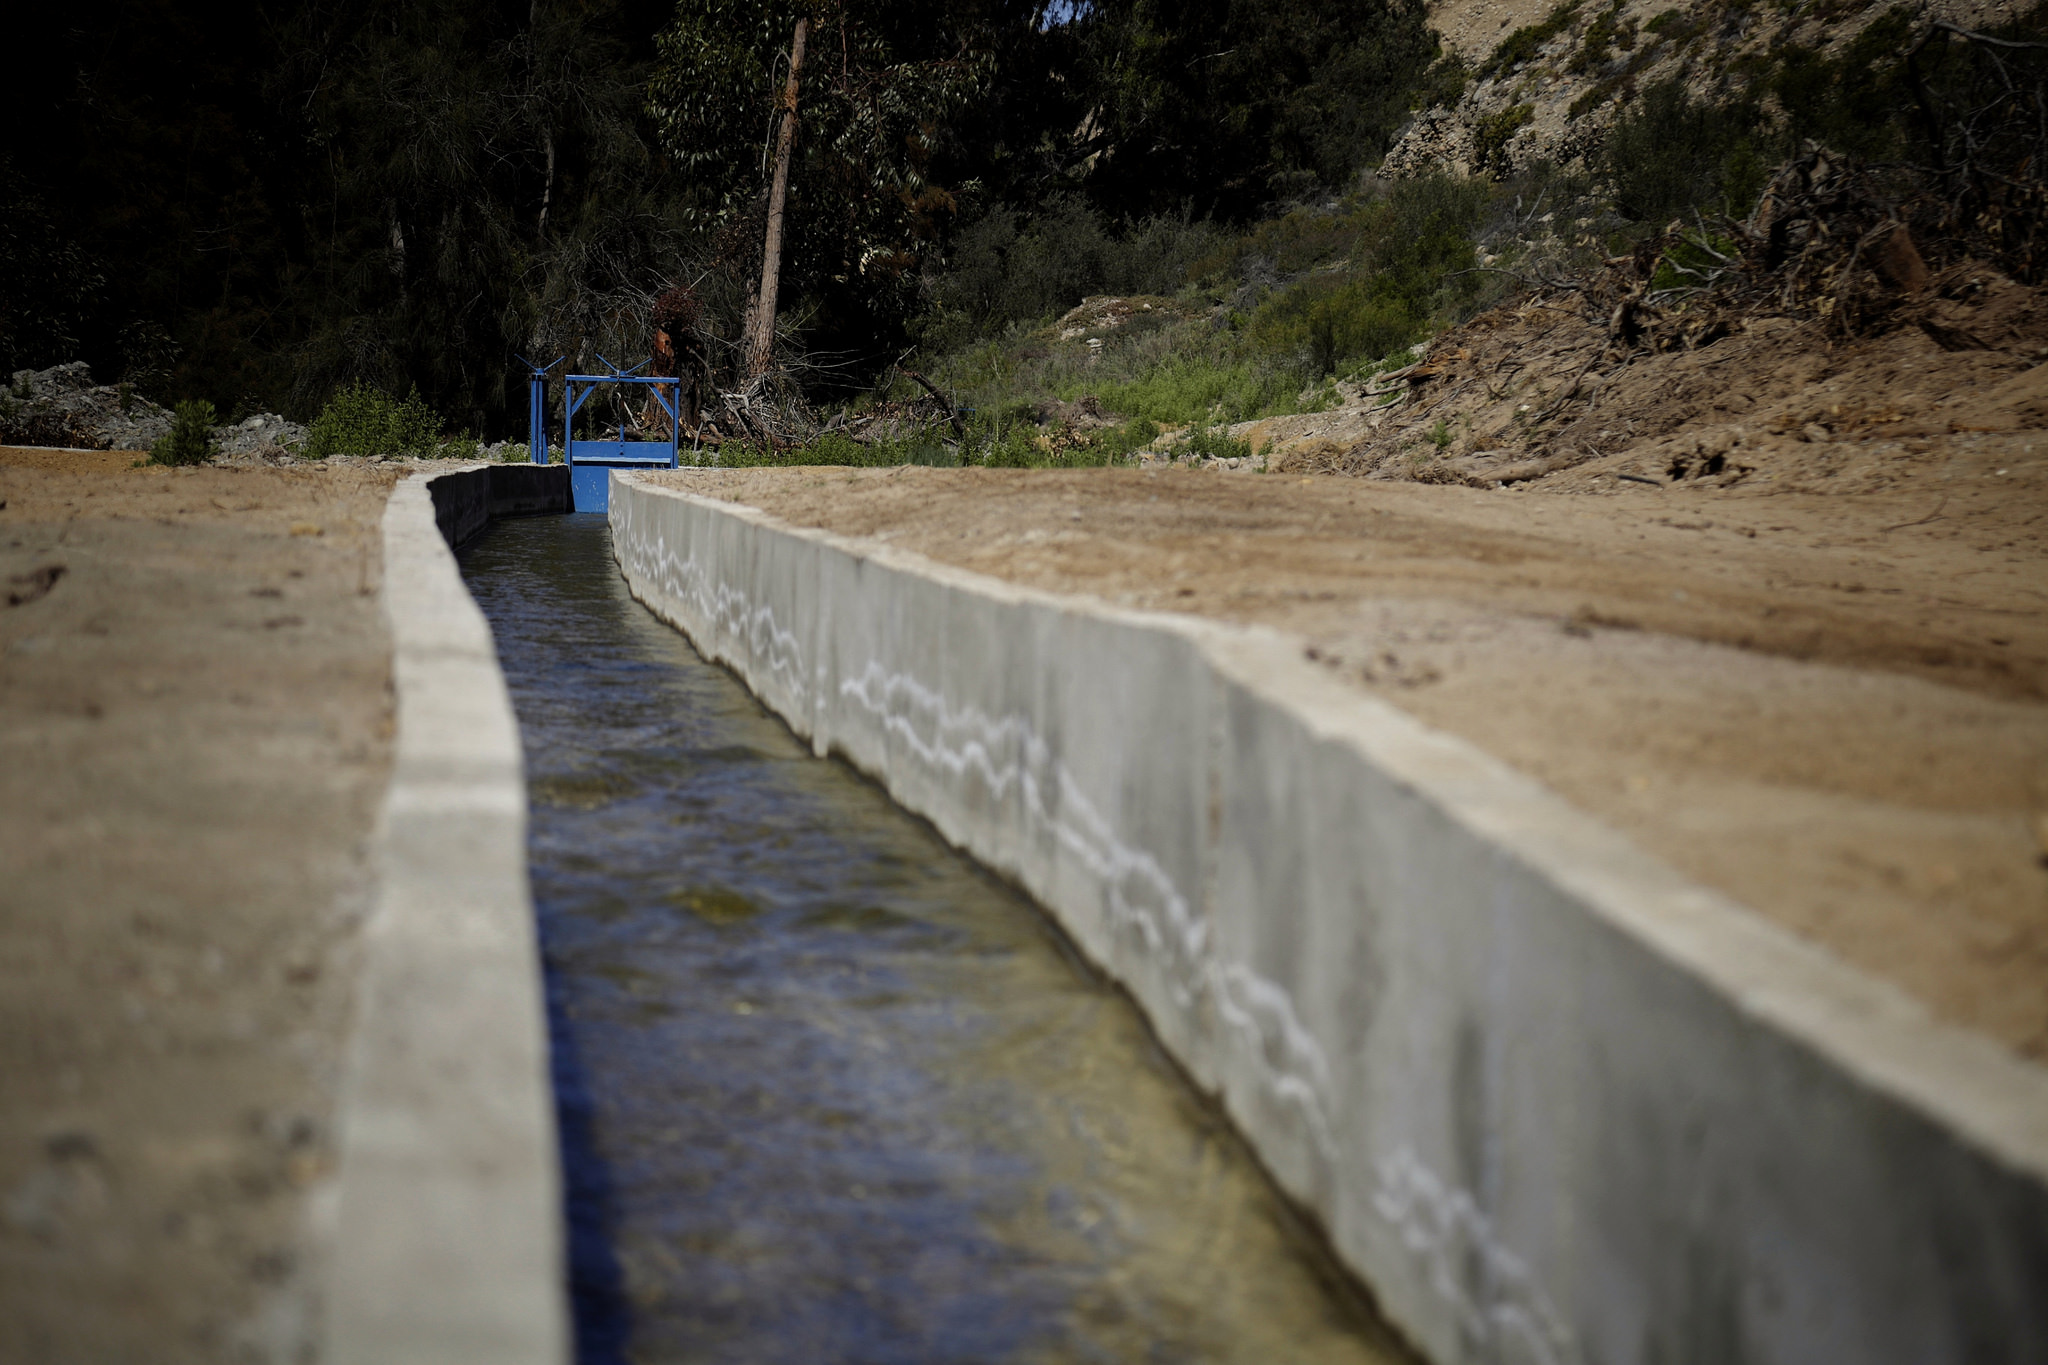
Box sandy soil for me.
[0,448,398,1363]
[650,463,2048,1063]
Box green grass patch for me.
[699,431,937,468]
[1072,357,1300,427]
[1164,424,1254,462]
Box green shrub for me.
[1471,103,1535,176]
[979,425,1042,468]
[1603,80,1755,222]
[1165,424,1254,462]
[1417,52,1471,109]
[1252,277,1425,377]
[950,408,1155,469]
[1650,230,1743,292]
[928,196,1222,337]
[906,176,1492,448]
[1203,205,1364,281]
[1766,9,1914,162]
[1569,0,1634,73]
[304,382,446,459]
[892,431,960,467]
[1243,174,1485,377]
[149,399,217,466]
[708,430,935,469]
[1603,11,1922,225]
[1480,0,1582,80]
[1092,417,1160,461]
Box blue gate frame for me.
[523,355,681,513]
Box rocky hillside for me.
[1154,0,2048,496]
[1388,0,2021,182]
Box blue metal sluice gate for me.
[523,356,681,512]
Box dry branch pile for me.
[1288,123,2048,490]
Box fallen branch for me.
[1444,266,1590,293]
[1881,496,1949,531]
[1929,18,2048,50]
[895,366,966,438]
[1535,351,1606,421]
[1412,379,1478,419]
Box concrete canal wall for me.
[427,461,576,549]
[611,471,2048,1365]
[324,466,571,1365]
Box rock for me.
[2,362,174,451]
[212,413,307,459]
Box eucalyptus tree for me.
[646,0,995,379]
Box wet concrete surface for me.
[461,514,1412,1365]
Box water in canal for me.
[461,514,1409,1365]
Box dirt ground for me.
[653,458,2048,1063]
[0,447,397,1363]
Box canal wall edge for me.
[323,469,570,1365]
[427,460,575,548]
[610,472,2048,1365]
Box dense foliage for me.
[304,383,454,459]
[2,0,1452,431]
[4,0,683,432]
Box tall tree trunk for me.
[743,17,807,380]
[537,127,555,237]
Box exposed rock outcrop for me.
[1,363,172,451]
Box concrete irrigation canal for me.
[460,512,1414,1363]
[5,455,2044,1364]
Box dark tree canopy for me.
[2,0,1445,429]
[1065,0,1441,216]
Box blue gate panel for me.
[522,356,684,484]
[569,440,677,464]
[570,464,616,513]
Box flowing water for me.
[461,514,1410,1365]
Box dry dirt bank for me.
[653,463,2048,1062]
[0,448,398,1362]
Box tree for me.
[1066,0,1441,216]
[647,0,991,378]
[743,17,809,377]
